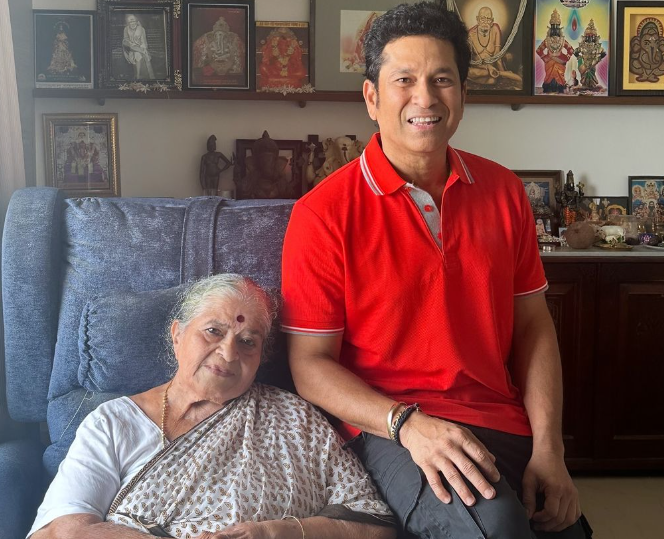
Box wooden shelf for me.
[33,87,664,109]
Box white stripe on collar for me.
[451,148,476,184]
[360,152,384,195]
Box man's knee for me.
[471,478,533,539]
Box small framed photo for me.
[184,1,255,90]
[456,0,533,96]
[98,0,181,90]
[234,134,303,199]
[34,11,95,89]
[256,21,311,93]
[616,1,664,96]
[43,113,120,198]
[311,0,409,91]
[513,170,563,235]
[628,176,664,222]
[579,196,629,221]
[534,0,611,96]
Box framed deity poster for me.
[43,113,120,198]
[513,170,563,234]
[98,0,181,90]
[34,11,95,89]
[311,0,415,91]
[616,1,664,96]
[534,0,611,96]
[454,0,533,95]
[256,21,312,93]
[628,176,664,222]
[184,1,255,90]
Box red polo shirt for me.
[281,133,547,438]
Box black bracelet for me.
[393,403,420,446]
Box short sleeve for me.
[513,186,548,296]
[27,410,122,537]
[281,201,345,336]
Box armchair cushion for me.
[77,286,184,395]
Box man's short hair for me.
[364,2,471,86]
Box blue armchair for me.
[1,187,295,539]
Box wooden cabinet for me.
[543,256,664,471]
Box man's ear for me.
[171,320,181,347]
[363,79,378,121]
[460,80,467,113]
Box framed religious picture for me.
[97,0,181,90]
[43,113,120,198]
[234,133,304,199]
[513,170,563,234]
[311,0,416,91]
[184,1,254,90]
[534,0,611,96]
[34,11,95,89]
[256,21,312,93]
[628,176,664,222]
[579,196,629,221]
[616,1,664,96]
[454,0,533,95]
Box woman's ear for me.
[171,320,181,347]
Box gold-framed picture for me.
[43,113,120,197]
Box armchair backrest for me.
[2,187,294,476]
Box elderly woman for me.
[29,274,395,539]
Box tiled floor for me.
[574,476,664,539]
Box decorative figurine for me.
[556,170,584,226]
[200,135,232,196]
[234,131,299,199]
[574,20,607,92]
[312,136,364,187]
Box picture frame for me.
[513,169,563,234]
[616,1,664,96]
[97,0,181,90]
[34,10,95,89]
[628,176,664,223]
[579,196,629,221]
[456,0,533,96]
[256,21,312,93]
[184,0,255,90]
[311,0,412,91]
[534,0,611,97]
[234,136,304,199]
[43,113,120,198]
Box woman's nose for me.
[217,338,239,362]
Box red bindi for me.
[236,315,245,323]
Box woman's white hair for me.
[165,274,278,370]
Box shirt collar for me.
[360,133,475,196]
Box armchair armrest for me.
[0,438,45,539]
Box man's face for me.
[477,8,494,34]
[363,36,465,159]
[127,16,138,29]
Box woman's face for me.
[171,296,265,404]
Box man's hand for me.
[194,520,298,539]
[400,412,501,506]
[522,450,581,532]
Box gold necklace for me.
[160,379,173,448]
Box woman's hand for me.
[194,519,299,539]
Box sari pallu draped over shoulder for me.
[107,384,393,537]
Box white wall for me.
[32,0,664,198]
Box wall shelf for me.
[33,88,664,110]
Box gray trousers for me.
[348,423,593,539]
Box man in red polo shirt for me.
[281,3,591,538]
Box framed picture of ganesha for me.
[43,113,120,198]
[616,1,664,96]
[184,1,255,90]
[256,22,311,93]
[454,0,533,95]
